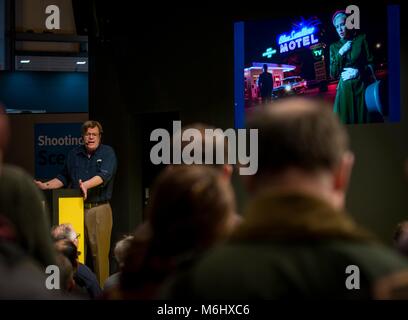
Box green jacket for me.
[330,33,374,124]
[166,191,408,299]
[0,165,56,269]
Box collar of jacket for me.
[231,190,376,244]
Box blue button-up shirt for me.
[56,144,117,203]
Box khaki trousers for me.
[84,203,112,288]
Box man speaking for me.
[35,120,117,287]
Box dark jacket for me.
[0,241,62,299]
[166,191,408,299]
[258,71,273,97]
[75,263,102,299]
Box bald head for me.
[259,96,330,117]
[247,97,349,176]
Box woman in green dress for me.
[330,11,374,124]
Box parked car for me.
[273,76,308,98]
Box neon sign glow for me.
[277,18,321,54]
[313,49,323,57]
[278,26,315,44]
[262,47,277,58]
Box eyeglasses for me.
[84,133,100,137]
[74,233,80,240]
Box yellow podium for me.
[46,189,85,264]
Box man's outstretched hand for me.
[34,180,48,190]
[79,179,88,201]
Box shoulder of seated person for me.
[1,164,31,180]
[0,164,40,193]
[77,263,99,279]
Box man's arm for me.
[79,176,104,200]
[34,178,64,190]
[80,146,117,200]
[34,149,72,190]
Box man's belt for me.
[84,200,108,209]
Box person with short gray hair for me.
[51,223,102,299]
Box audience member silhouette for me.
[164,97,408,299]
[0,105,59,299]
[115,165,237,299]
[51,224,102,299]
[103,235,134,292]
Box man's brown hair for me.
[82,120,103,135]
[147,165,235,254]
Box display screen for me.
[234,4,400,126]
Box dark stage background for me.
[73,1,408,263]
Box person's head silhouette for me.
[263,64,268,73]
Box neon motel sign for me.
[278,26,319,53]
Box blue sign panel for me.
[35,123,83,179]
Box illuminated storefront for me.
[244,62,296,101]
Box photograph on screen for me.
[234,4,400,125]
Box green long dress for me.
[330,33,374,124]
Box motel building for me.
[244,62,296,102]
